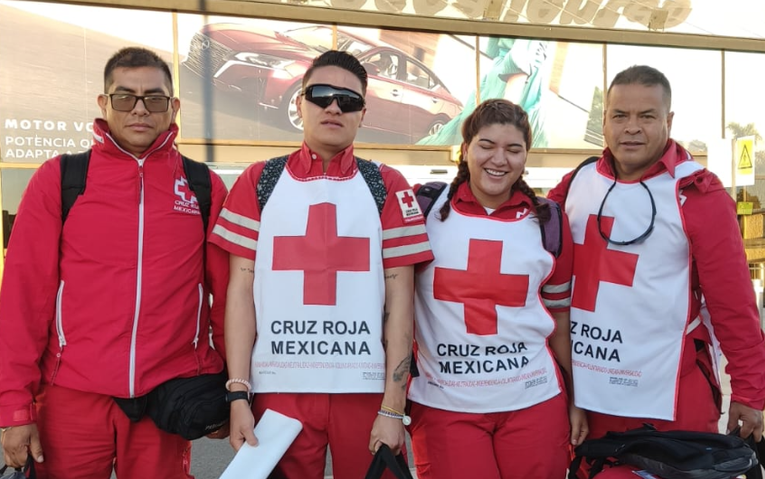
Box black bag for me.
[0,456,35,479]
[364,445,414,479]
[569,424,758,479]
[145,370,229,441]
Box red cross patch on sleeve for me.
[396,189,423,221]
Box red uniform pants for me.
[408,392,570,479]
[252,392,406,479]
[33,384,193,479]
[578,345,721,478]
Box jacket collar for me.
[91,118,178,161]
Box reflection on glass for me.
[725,51,765,250]
[417,38,603,150]
[1,168,36,248]
[606,44,721,155]
[177,17,469,145]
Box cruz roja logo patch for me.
[396,189,423,221]
[173,177,200,215]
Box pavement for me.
[0,359,737,479]
[191,434,417,479]
[150,359,737,478]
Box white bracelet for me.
[225,378,252,391]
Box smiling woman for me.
[407,98,585,479]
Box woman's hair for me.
[438,98,550,223]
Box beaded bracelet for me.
[377,409,412,426]
[380,405,405,416]
[225,378,252,391]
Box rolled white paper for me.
[219,409,303,479]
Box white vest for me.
[250,166,386,393]
[565,160,703,420]
[409,191,562,413]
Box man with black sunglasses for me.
[212,50,432,479]
[549,65,765,478]
[0,47,230,478]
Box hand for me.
[1,424,43,469]
[369,415,405,456]
[206,421,230,440]
[228,401,258,451]
[568,404,589,446]
[727,401,764,441]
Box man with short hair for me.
[213,50,432,479]
[0,47,229,478]
[548,64,765,477]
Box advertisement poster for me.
[176,16,474,145]
[417,37,603,149]
[0,1,174,163]
[1,0,606,160]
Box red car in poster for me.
[183,24,462,142]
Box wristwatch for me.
[225,391,250,403]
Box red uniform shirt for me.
[211,143,433,268]
[548,141,765,410]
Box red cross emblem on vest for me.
[272,202,370,306]
[400,191,415,208]
[433,239,528,336]
[572,214,639,312]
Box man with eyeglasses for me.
[548,65,765,477]
[210,50,432,479]
[0,47,229,478]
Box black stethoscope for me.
[596,175,657,246]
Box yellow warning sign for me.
[738,202,754,215]
[737,137,754,176]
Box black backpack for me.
[256,154,387,215]
[569,425,758,479]
[414,181,563,258]
[59,150,212,232]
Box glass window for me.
[362,52,400,80]
[724,51,765,246]
[285,26,334,52]
[426,37,603,150]
[1,168,35,249]
[606,44,722,155]
[177,15,313,143]
[0,1,173,163]
[404,61,435,89]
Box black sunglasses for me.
[302,84,365,113]
[106,93,172,113]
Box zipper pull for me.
[138,166,144,205]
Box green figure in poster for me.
[418,38,550,147]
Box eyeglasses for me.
[302,84,365,113]
[597,178,656,246]
[106,93,172,113]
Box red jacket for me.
[0,119,229,427]
[548,141,765,411]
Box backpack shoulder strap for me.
[355,157,387,216]
[561,155,600,202]
[415,181,448,218]
[537,197,562,258]
[60,150,91,223]
[181,155,212,234]
[256,155,289,214]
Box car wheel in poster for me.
[283,83,304,132]
[427,117,448,136]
